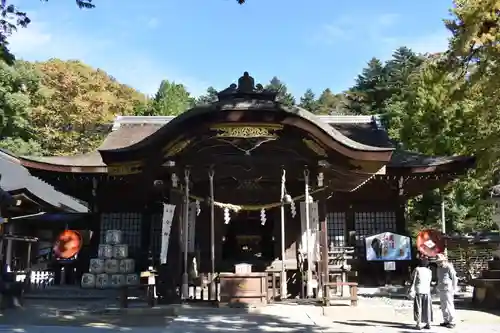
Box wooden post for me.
[181,169,190,300]
[119,287,128,308]
[317,197,327,300]
[26,242,32,270]
[304,168,312,298]
[322,218,329,306]
[208,169,216,301]
[280,168,287,299]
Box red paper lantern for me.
[53,230,82,259]
[416,229,445,257]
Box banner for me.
[160,204,176,264]
[365,232,411,261]
[300,201,319,261]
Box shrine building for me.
[12,73,474,300]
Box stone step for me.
[482,269,500,279]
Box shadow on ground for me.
[333,319,415,330]
[171,310,344,333]
[0,303,341,332]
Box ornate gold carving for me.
[237,281,248,290]
[303,138,328,157]
[107,161,143,176]
[164,139,191,157]
[211,123,283,138]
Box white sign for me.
[160,204,176,264]
[384,261,396,271]
[300,201,319,261]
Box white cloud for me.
[7,18,209,97]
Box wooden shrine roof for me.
[0,150,88,213]
[18,114,473,176]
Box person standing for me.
[436,253,458,328]
[409,257,433,330]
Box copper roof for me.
[18,114,473,174]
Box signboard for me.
[416,229,445,257]
[384,261,396,271]
[365,232,411,261]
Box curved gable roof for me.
[99,99,393,164]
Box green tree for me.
[298,89,318,113]
[148,80,194,116]
[30,59,147,155]
[0,59,45,155]
[196,86,219,105]
[385,47,424,95]
[346,57,390,115]
[265,77,295,107]
[384,57,494,233]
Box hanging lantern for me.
[317,172,324,187]
[223,207,230,224]
[195,200,201,216]
[290,200,297,218]
[171,173,179,188]
[260,208,267,225]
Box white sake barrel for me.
[98,244,113,259]
[105,230,122,245]
[113,244,128,259]
[95,273,110,289]
[89,258,105,274]
[104,259,119,274]
[81,273,95,288]
[119,259,135,273]
[126,274,139,286]
[110,274,126,288]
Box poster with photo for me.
[365,232,411,261]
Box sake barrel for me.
[89,258,105,274]
[113,244,128,259]
[98,244,113,259]
[81,273,95,288]
[105,230,122,245]
[95,273,110,289]
[104,259,119,274]
[126,274,139,286]
[110,274,126,288]
[119,258,135,273]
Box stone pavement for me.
[0,297,498,332]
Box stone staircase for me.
[471,260,500,308]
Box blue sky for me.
[9,0,453,98]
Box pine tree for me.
[299,89,318,113]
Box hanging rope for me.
[173,187,325,212]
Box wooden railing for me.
[320,220,358,306]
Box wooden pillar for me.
[318,196,327,301]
